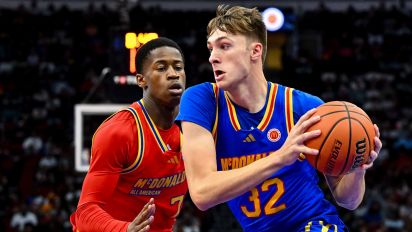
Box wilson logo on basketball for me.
[351,138,367,169]
[267,128,281,142]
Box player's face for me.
[139,46,186,107]
[207,29,252,90]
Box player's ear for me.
[136,73,147,89]
[250,42,263,62]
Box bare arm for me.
[181,108,321,210]
[326,124,382,210]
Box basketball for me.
[305,101,375,176]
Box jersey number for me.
[170,195,185,218]
[240,177,286,218]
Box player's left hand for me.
[353,124,382,173]
[127,198,156,232]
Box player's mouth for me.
[168,82,184,95]
[214,70,226,81]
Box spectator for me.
[10,204,38,232]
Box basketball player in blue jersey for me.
[177,5,383,232]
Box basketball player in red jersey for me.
[70,37,187,232]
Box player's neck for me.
[226,71,267,113]
[142,97,177,130]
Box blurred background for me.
[1,0,412,231]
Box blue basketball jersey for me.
[177,82,347,231]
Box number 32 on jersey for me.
[241,177,286,217]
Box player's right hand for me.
[276,108,321,166]
[127,198,156,232]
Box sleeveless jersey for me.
[177,82,346,231]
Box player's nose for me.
[166,67,180,79]
[209,50,220,64]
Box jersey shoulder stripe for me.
[121,106,145,174]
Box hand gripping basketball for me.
[276,108,321,167]
[304,101,375,176]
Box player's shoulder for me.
[282,85,323,106]
[182,82,217,100]
[96,110,136,140]
[177,82,219,127]
[277,83,323,114]
[294,89,322,103]
[107,109,136,125]
[185,82,215,93]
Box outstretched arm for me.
[182,108,321,210]
[326,124,382,210]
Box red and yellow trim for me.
[211,83,219,141]
[122,107,145,174]
[284,87,305,160]
[138,100,169,153]
[224,82,278,131]
[257,83,278,131]
[224,92,241,131]
[285,87,294,133]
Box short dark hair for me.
[135,37,184,74]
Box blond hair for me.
[207,5,267,62]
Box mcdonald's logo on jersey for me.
[267,128,281,142]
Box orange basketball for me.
[305,101,375,176]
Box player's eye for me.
[221,44,230,50]
[156,66,166,71]
[175,65,183,71]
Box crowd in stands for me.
[0,1,411,231]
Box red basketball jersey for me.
[73,100,187,232]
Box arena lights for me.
[113,75,137,85]
[262,7,284,32]
[125,32,159,73]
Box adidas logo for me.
[243,133,256,142]
[167,155,180,164]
